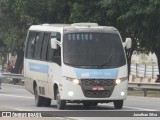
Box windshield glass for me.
[63,32,126,68]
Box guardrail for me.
[128,82,160,97]
[1,73,24,85]
[2,73,24,79]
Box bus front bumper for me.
[60,80,128,101]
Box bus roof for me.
[29,23,118,34]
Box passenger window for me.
[41,33,50,61]
[26,31,36,59]
[56,32,61,41]
[34,32,44,60]
[46,32,61,65]
[51,32,61,41]
[53,45,61,65]
[47,36,54,61]
[53,32,61,65]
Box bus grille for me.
[80,79,115,98]
[81,79,114,86]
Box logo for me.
[95,80,100,85]
[2,112,12,117]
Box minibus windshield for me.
[63,32,126,68]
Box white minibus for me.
[24,23,131,109]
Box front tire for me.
[83,101,98,107]
[43,98,51,107]
[34,86,44,107]
[56,88,66,110]
[113,100,123,109]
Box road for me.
[0,83,160,120]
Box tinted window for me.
[26,31,36,58]
[34,32,44,59]
[63,32,126,68]
[47,35,54,61]
[47,32,61,65]
[41,33,50,61]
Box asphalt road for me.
[0,83,160,120]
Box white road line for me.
[0,94,34,99]
[123,105,156,111]
[56,117,65,120]
[67,117,84,120]
[0,105,30,111]
[2,83,24,88]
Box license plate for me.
[92,86,104,91]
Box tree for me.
[0,38,8,70]
[0,0,72,73]
[0,0,28,73]
[1,0,160,75]
[100,0,139,75]
[101,0,160,75]
[70,0,107,25]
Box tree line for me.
[0,0,160,75]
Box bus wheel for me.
[43,98,51,107]
[56,88,66,110]
[92,102,98,107]
[83,101,98,107]
[34,86,44,107]
[113,100,123,109]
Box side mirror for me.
[123,38,132,49]
[51,38,58,49]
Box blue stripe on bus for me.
[75,68,118,79]
[28,62,49,73]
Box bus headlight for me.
[115,77,127,85]
[73,79,79,84]
[116,79,121,84]
[66,77,80,85]
[68,91,74,96]
[121,91,125,96]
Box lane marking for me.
[0,94,34,99]
[123,105,156,111]
[2,83,25,88]
[56,117,65,120]
[67,117,84,120]
[0,105,30,111]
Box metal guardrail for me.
[1,73,24,80]
[128,82,160,97]
[128,82,160,90]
